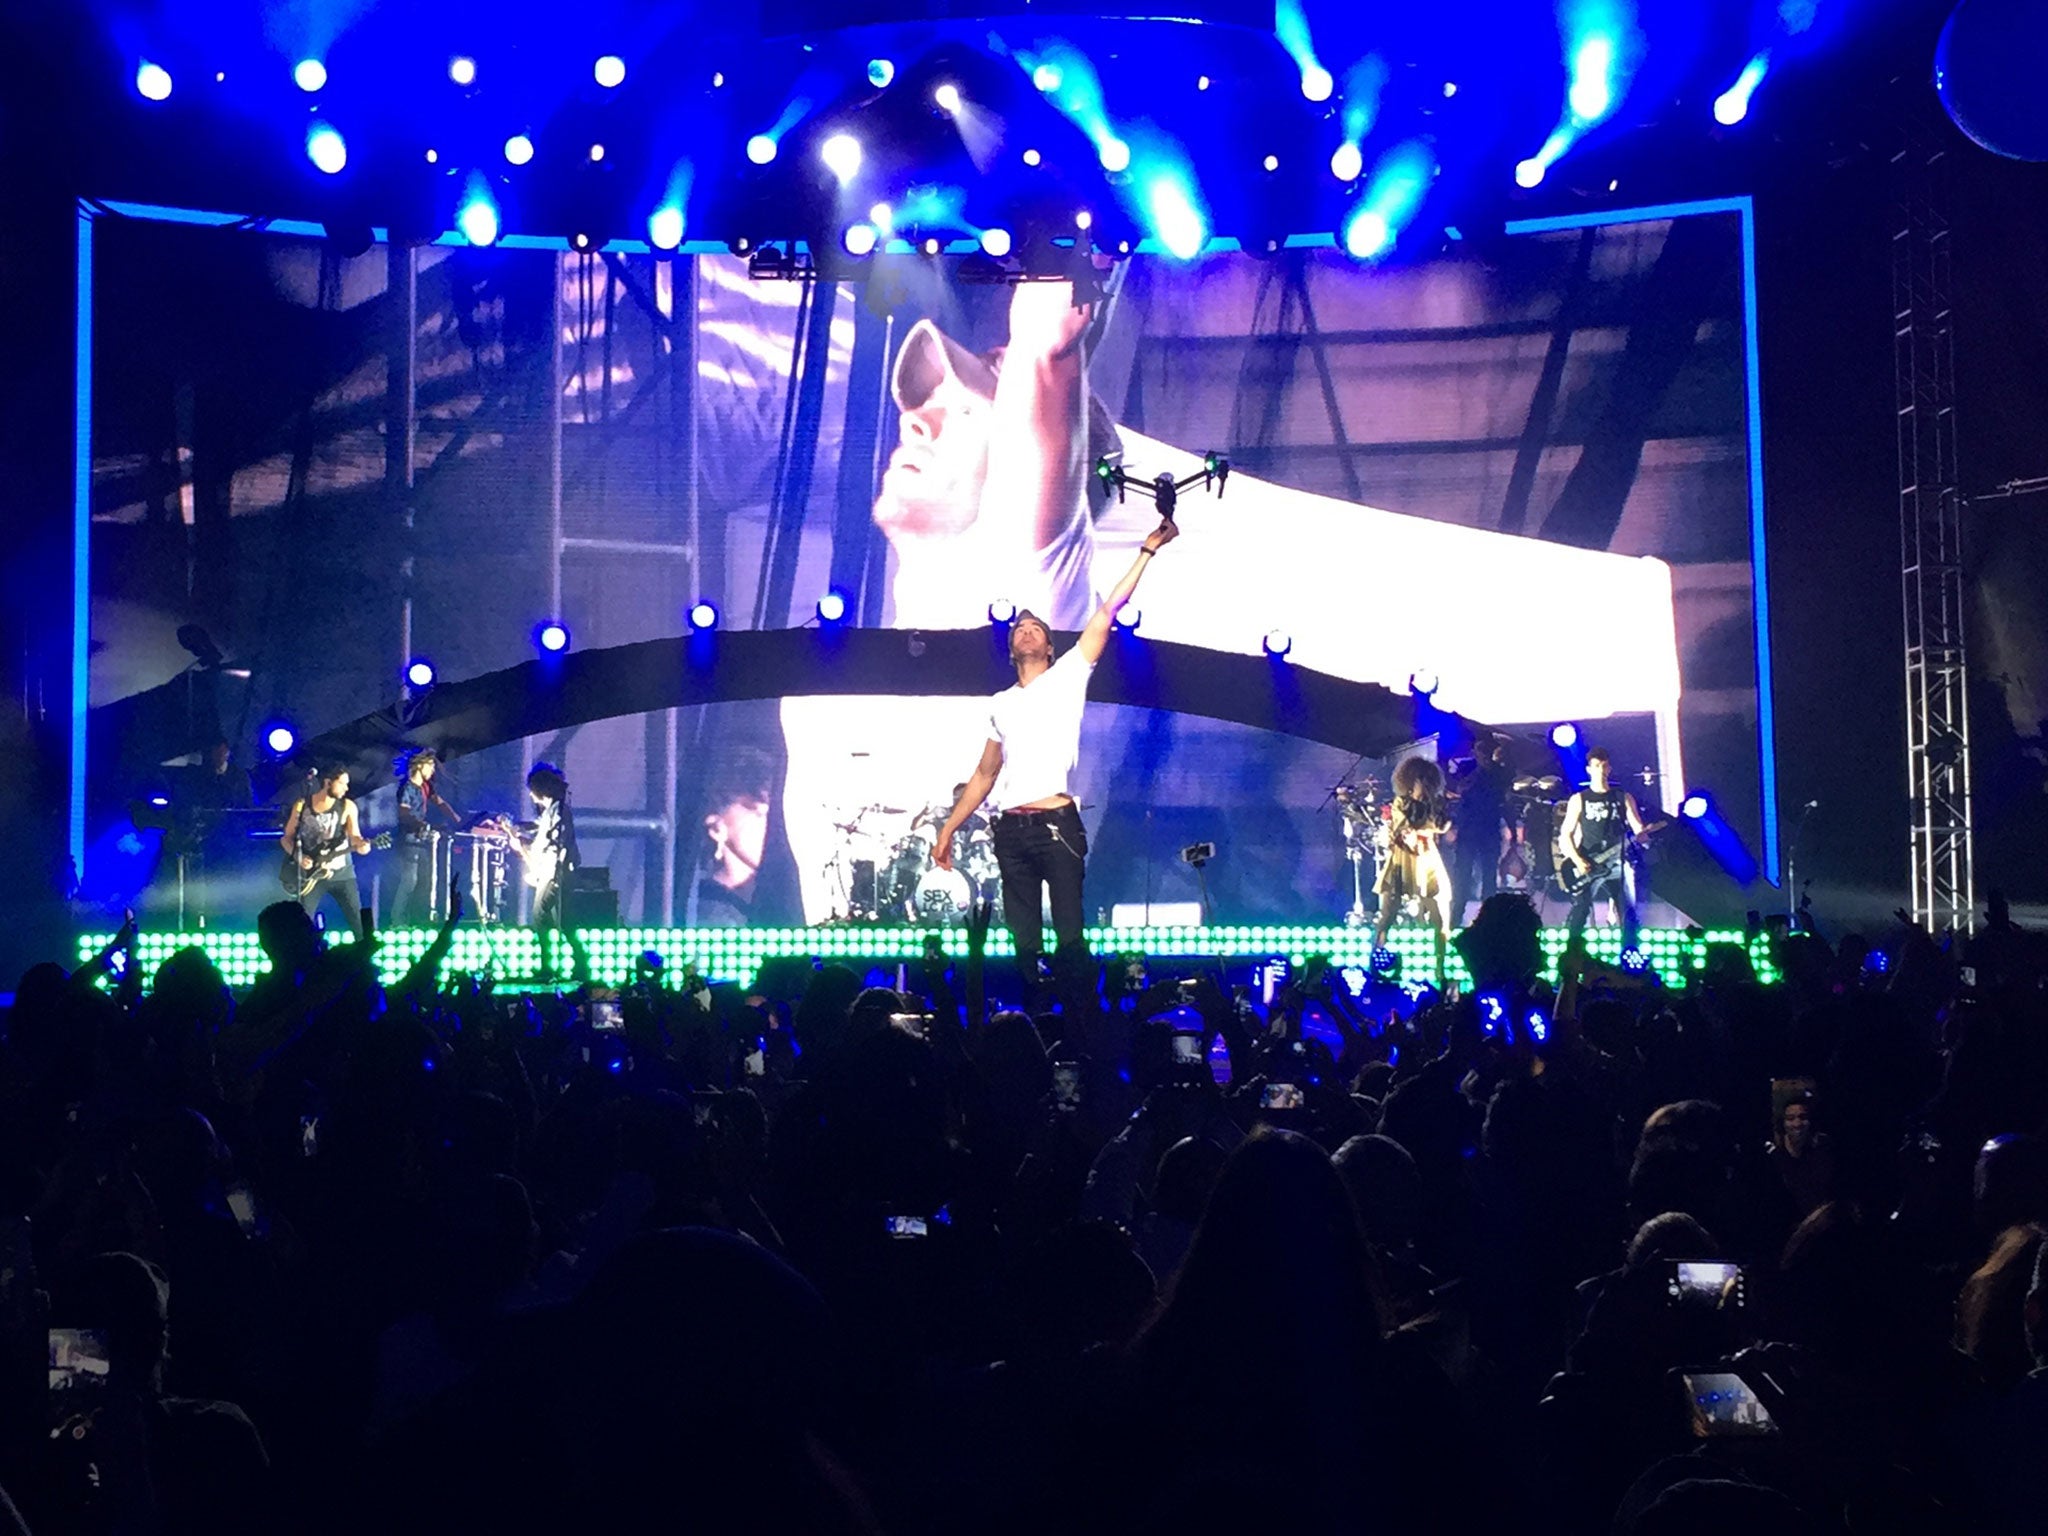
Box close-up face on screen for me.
[87,210,1759,927]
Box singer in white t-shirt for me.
[932,516,1180,999]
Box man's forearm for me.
[988,351,1087,554]
[945,772,997,831]
[1098,546,1157,621]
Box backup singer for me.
[1374,756,1453,976]
[933,517,1179,999]
[1558,746,1647,950]
[280,767,372,930]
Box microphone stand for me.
[1786,801,1818,930]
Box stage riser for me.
[77,925,1781,993]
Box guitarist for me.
[506,762,577,973]
[1557,747,1646,951]
[280,766,373,929]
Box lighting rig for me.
[1094,451,1230,519]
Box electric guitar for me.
[479,817,563,891]
[280,828,393,897]
[1555,820,1670,898]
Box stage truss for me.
[81,923,1783,995]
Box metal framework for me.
[1891,125,1974,933]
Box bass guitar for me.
[280,830,393,897]
[1555,821,1670,898]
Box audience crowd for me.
[4,888,2048,1535]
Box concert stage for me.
[79,923,1783,995]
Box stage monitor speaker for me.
[564,867,618,928]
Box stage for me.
[78,922,1783,995]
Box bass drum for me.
[912,865,974,924]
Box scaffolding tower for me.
[1891,122,1974,934]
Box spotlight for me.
[306,123,347,175]
[135,61,173,101]
[594,55,626,89]
[988,598,1017,623]
[1568,35,1615,122]
[1197,74,1212,91]
[820,132,862,182]
[504,134,535,166]
[1408,668,1438,696]
[979,227,1012,257]
[1345,209,1391,259]
[588,143,605,162]
[1549,722,1579,749]
[149,795,170,808]
[1330,142,1363,182]
[448,56,476,86]
[712,71,724,88]
[648,205,684,251]
[868,58,895,88]
[1301,65,1334,102]
[1443,81,1458,98]
[1263,630,1292,658]
[405,658,436,689]
[1114,607,1142,632]
[293,58,327,93]
[688,601,719,631]
[265,724,297,755]
[746,134,777,165]
[842,222,878,256]
[425,149,439,163]
[1022,148,1042,166]
[1262,153,1279,172]
[1681,793,1710,821]
[868,201,894,230]
[933,82,961,113]
[1714,51,1770,126]
[921,237,941,255]
[458,187,499,246]
[816,591,848,624]
[1075,209,1093,230]
[1099,138,1130,172]
[536,622,570,654]
[1514,158,1544,189]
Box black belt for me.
[999,802,1073,820]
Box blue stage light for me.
[1409,668,1439,696]
[648,205,684,251]
[1022,147,1042,166]
[1114,606,1142,632]
[293,59,327,94]
[933,82,961,113]
[868,58,895,88]
[1330,142,1363,182]
[458,183,500,246]
[820,132,862,182]
[816,591,848,624]
[1141,170,1206,259]
[1264,630,1292,658]
[988,598,1016,623]
[265,724,296,755]
[1033,63,1062,92]
[448,56,476,86]
[1301,65,1334,102]
[1569,35,1615,122]
[1681,793,1710,820]
[136,62,173,101]
[1099,138,1131,172]
[149,794,171,808]
[979,227,1012,257]
[746,134,777,165]
[841,222,877,256]
[688,601,719,632]
[536,622,570,654]
[594,55,626,89]
[504,134,535,167]
[306,124,347,176]
[1345,209,1390,259]
[1515,158,1546,188]
[1714,51,1770,126]
[1550,723,1580,749]
[405,658,436,689]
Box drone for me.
[1093,452,1230,519]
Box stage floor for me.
[78,923,1781,993]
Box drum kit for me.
[823,803,1004,924]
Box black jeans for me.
[392,840,437,928]
[993,803,1089,990]
[300,873,363,935]
[1567,864,1641,951]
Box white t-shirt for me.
[988,646,1096,811]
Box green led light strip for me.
[76,925,1780,994]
